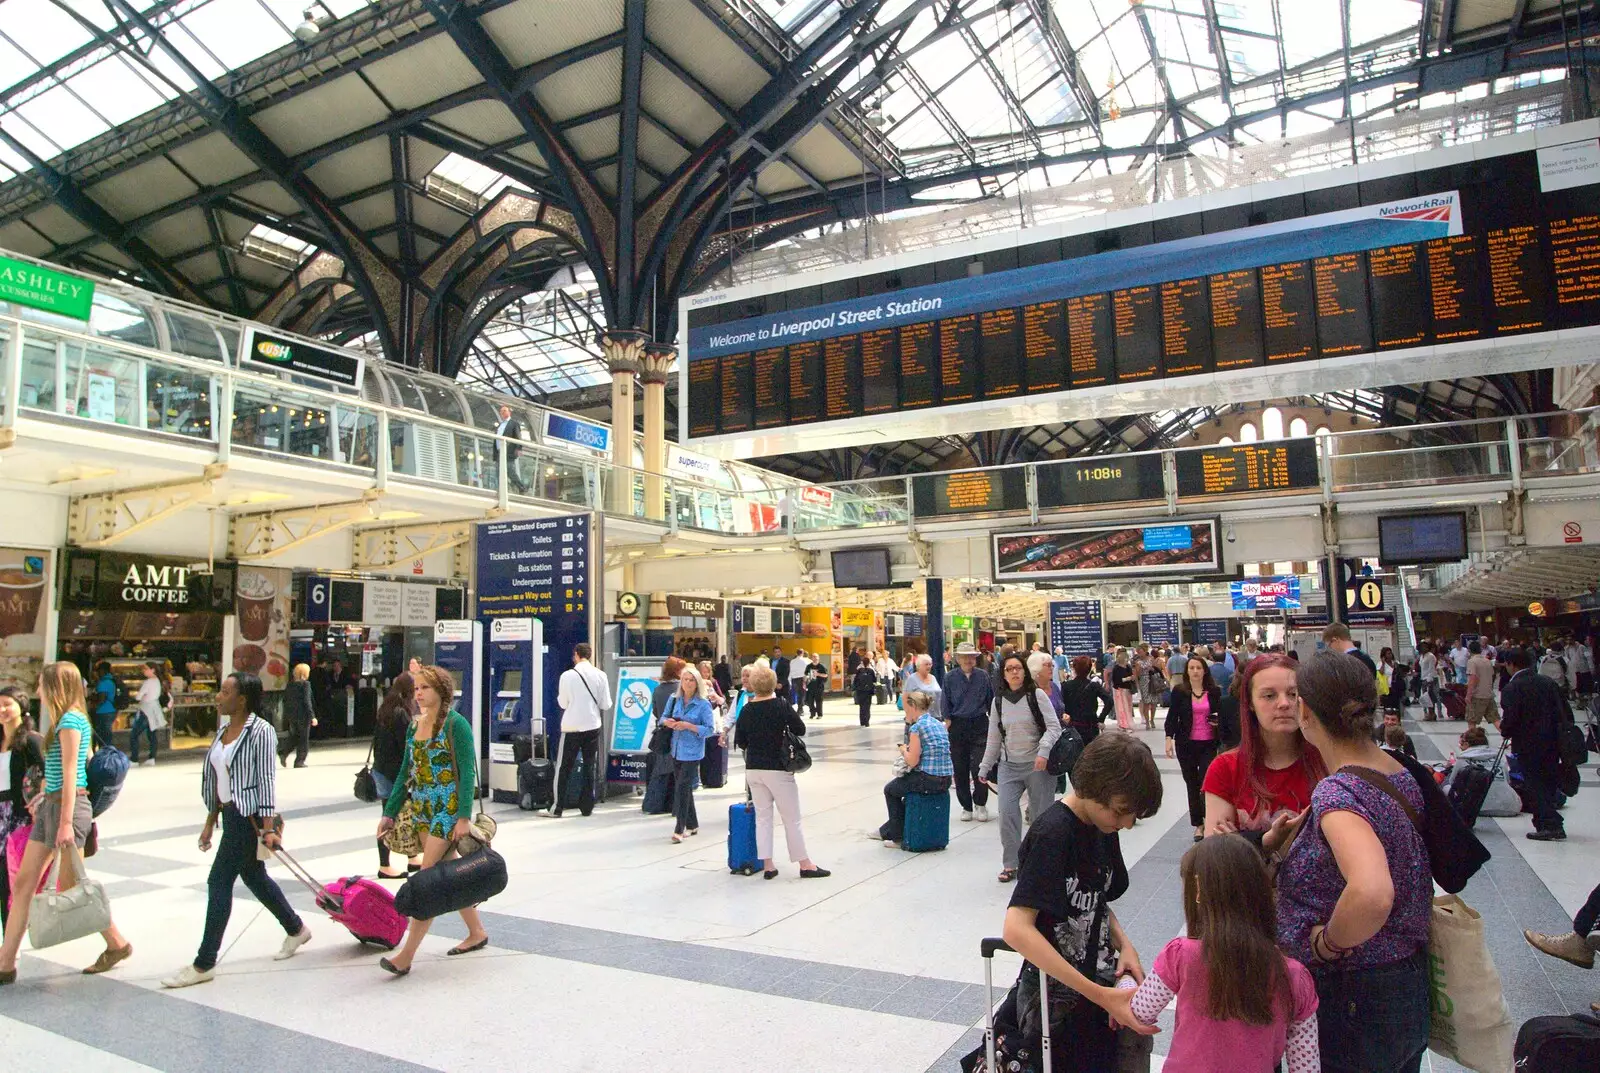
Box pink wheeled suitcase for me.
[273,848,407,949]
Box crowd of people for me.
[1,625,1595,1073]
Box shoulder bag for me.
[382,725,428,858]
[648,695,677,754]
[28,846,111,950]
[782,718,812,774]
[445,713,497,857]
[353,734,379,803]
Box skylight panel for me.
[10,83,104,155]
[0,0,95,69]
[62,56,167,130]
[172,0,292,73]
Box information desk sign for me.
[1175,441,1318,498]
[476,515,592,759]
[1048,600,1104,657]
[1140,612,1182,647]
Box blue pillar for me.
[926,577,944,684]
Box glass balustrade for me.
[6,313,1600,539]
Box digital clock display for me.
[1037,453,1165,509]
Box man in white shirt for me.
[789,649,811,699]
[553,642,611,817]
[1450,642,1470,685]
[494,404,527,494]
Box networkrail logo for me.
[1377,195,1457,222]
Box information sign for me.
[1140,612,1182,646]
[1048,600,1104,657]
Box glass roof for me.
[0,0,371,178]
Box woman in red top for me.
[1202,654,1326,835]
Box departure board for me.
[1023,300,1067,393]
[911,469,1027,517]
[1112,286,1160,381]
[1549,213,1600,324]
[981,308,1024,398]
[753,346,787,428]
[1313,252,1371,356]
[1486,225,1549,334]
[688,359,718,437]
[899,322,936,408]
[1426,236,1484,341]
[1067,293,1114,387]
[1036,453,1165,508]
[1209,269,1264,370]
[939,314,979,403]
[1174,440,1320,498]
[1261,261,1316,363]
[788,340,823,424]
[1368,244,1429,349]
[720,351,753,432]
[686,145,1600,443]
[1160,277,1213,377]
[824,334,861,420]
[860,327,897,415]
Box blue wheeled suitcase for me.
[727,800,760,875]
[902,791,950,852]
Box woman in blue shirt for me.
[873,690,953,846]
[0,662,133,984]
[658,666,716,843]
[91,660,119,750]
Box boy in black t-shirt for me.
[971,733,1164,1072]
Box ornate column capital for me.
[598,329,649,375]
[639,342,677,385]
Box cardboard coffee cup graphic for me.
[0,563,46,639]
[237,572,275,643]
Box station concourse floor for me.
[3,698,1596,1073]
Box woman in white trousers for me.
[732,666,830,881]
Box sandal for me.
[998,869,1018,884]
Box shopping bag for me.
[6,824,48,910]
[1427,893,1514,1073]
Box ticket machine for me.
[432,620,483,796]
[485,617,541,803]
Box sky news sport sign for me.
[1230,576,1302,611]
[0,255,94,320]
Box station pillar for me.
[640,343,676,522]
[600,330,645,516]
[926,577,945,683]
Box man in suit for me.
[770,646,791,700]
[1500,645,1568,841]
[495,404,527,494]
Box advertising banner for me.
[234,566,291,691]
[0,255,94,319]
[1230,576,1302,611]
[0,548,50,692]
[542,411,610,455]
[1048,600,1104,657]
[242,327,363,388]
[840,607,874,627]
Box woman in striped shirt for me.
[0,662,133,985]
[162,672,309,989]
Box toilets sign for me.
[0,256,95,320]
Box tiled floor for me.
[3,700,1595,1072]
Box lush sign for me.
[0,256,94,320]
[242,327,363,388]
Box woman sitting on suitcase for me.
[872,689,953,847]
[161,671,309,989]
[375,665,489,974]
[734,665,829,880]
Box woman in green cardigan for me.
[375,664,487,974]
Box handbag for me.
[254,814,285,862]
[354,736,379,803]
[384,798,426,857]
[442,713,494,856]
[781,726,812,773]
[1427,894,1515,1072]
[27,846,111,950]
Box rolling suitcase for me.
[272,848,406,949]
[1442,683,1467,720]
[518,735,554,811]
[902,791,950,852]
[727,797,760,875]
[1445,741,1508,827]
[1513,1012,1600,1070]
[960,938,1052,1073]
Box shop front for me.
[667,594,726,664]
[58,549,237,746]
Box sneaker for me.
[1524,929,1595,969]
[882,840,900,849]
[1527,829,1568,841]
[162,965,215,989]
[274,927,312,961]
[140,759,156,767]
[960,810,975,823]
[975,805,990,822]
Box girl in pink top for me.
[1130,835,1320,1072]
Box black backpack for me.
[112,677,130,710]
[996,691,1083,777]
[1514,1012,1600,1070]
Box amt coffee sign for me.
[120,561,193,606]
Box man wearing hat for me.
[944,641,994,822]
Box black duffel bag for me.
[394,847,508,919]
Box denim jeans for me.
[90,711,116,751]
[1312,950,1430,1073]
[671,757,700,835]
[373,771,395,868]
[128,713,158,763]
[1576,880,1600,936]
[195,805,304,972]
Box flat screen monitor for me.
[831,547,893,589]
[499,669,523,695]
[1378,511,1469,565]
